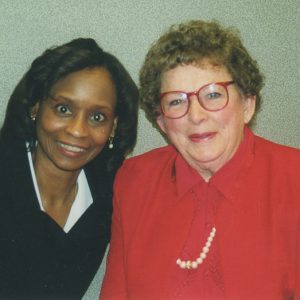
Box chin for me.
[193,150,224,167]
[52,159,85,172]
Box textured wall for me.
[0,1,299,299]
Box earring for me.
[108,136,114,149]
[30,112,36,121]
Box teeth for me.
[58,142,85,153]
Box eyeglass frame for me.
[159,80,235,119]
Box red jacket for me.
[101,129,300,299]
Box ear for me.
[156,114,167,134]
[243,95,256,124]
[30,103,40,120]
[110,117,118,137]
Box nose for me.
[187,95,208,123]
[65,115,89,138]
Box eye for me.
[56,104,71,115]
[164,93,187,107]
[90,111,105,123]
[169,98,185,107]
[206,92,222,100]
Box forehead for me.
[51,67,115,92]
[161,63,231,92]
[49,67,117,108]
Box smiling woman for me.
[33,68,118,177]
[0,38,139,299]
[100,20,300,300]
[31,67,118,227]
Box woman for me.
[0,38,138,299]
[100,21,300,299]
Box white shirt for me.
[27,149,93,233]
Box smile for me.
[57,142,86,153]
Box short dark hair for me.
[139,20,264,126]
[1,38,139,173]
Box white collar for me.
[27,146,93,233]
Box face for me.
[157,64,255,181]
[32,67,118,174]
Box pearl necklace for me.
[176,227,216,269]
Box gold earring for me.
[108,136,114,149]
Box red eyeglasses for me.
[160,81,235,119]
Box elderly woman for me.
[0,38,138,299]
[101,21,300,299]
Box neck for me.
[32,151,81,228]
[32,150,80,206]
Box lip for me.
[188,132,217,142]
[57,141,87,157]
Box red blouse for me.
[100,127,300,300]
[168,128,249,299]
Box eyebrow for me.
[48,94,115,111]
[48,94,70,102]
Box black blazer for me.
[0,140,112,299]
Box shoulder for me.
[251,134,300,195]
[0,140,27,171]
[0,139,27,156]
[254,134,300,164]
[113,145,176,192]
[119,144,176,174]
[83,162,113,216]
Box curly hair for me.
[0,38,139,174]
[139,20,264,125]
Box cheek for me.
[216,103,245,130]
[90,130,110,147]
[36,109,64,134]
[164,119,185,135]
[217,113,235,131]
[217,110,246,148]
[41,120,63,132]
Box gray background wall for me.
[0,1,299,299]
